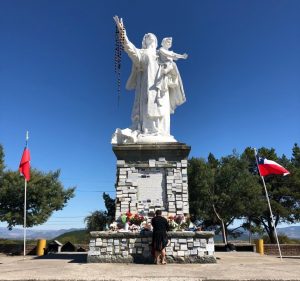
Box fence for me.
[264,244,300,256]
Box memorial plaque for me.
[136,169,166,213]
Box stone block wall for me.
[115,158,189,219]
[88,231,216,264]
[264,244,300,256]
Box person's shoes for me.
[161,258,167,265]
[154,255,161,264]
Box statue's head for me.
[161,37,172,49]
[142,33,157,49]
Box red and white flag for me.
[256,156,289,177]
[19,147,30,181]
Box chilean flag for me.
[19,147,31,181]
[257,156,290,177]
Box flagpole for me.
[23,178,27,258]
[23,131,29,258]
[254,148,283,261]
[260,175,282,261]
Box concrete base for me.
[87,231,216,264]
[112,143,191,162]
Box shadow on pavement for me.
[281,256,300,259]
[34,252,87,263]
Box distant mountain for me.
[0,227,83,240]
[214,226,300,242]
[277,226,300,239]
[1,225,300,241]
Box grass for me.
[52,229,90,244]
[0,238,36,245]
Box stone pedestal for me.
[87,142,217,264]
[88,231,216,264]
[112,143,191,219]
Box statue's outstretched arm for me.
[113,15,141,65]
[160,48,188,61]
[174,52,188,60]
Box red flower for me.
[126,211,132,218]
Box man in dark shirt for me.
[151,210,169,264]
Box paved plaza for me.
[0,252,300,281]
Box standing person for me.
[151,210,170,265]
[112,16,187,144]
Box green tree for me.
[0,145,4,178]
[188,152,263,243]
[292,143,300,167]
[242,145,300,243]
[0,169,75,229]
[0,145,5,220]
[84,210,108,232]
[84,193,116,232]
[188,157,215,222]
[103,192,115,223]
[0,144,75,229]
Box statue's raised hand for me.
[182,53,188,59]
[113,16,124,33]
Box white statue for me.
[112,16,188,144]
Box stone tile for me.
[177,251,185,256]
[180,244,188,251]
[117,160,125,166]
[197,249,205,256]
[206,244,215,252]
[88,250,100,256]
[190,249,198,255]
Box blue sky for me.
[0,0,299,230]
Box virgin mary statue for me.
[111,16,187,144]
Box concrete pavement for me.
[0,252,300,281]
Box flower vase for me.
[124,222,129,231]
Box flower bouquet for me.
[168,215,179,231]
[120,212,145,227]
[129,213,145,226]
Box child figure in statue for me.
[156,37,188,106]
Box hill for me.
[53,229,90,244]
[277,226,300,239]
[213,226,300,243]
[1,225,300,244]
[0,227,82,240]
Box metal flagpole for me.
[254,148,283,261]
[260,175,283,261]
[23,178,27,258]
[23,131,29,258]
